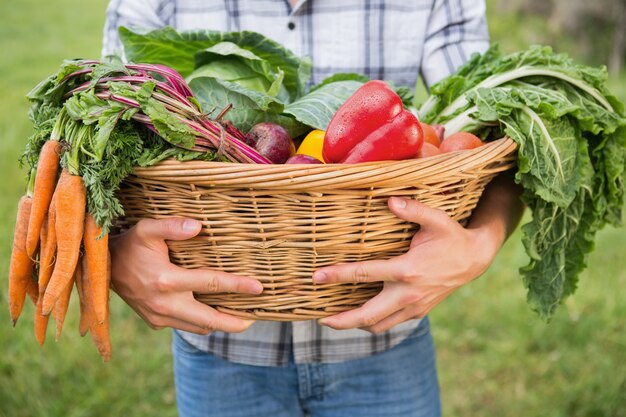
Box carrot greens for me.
[23,58,269,235]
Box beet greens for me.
[23,58,270,234]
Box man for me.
[103,1,524,416]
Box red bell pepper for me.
[322,80,423,163]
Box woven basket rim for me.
[130,137,518,190]
[132,137,515,173]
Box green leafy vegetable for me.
[119,27,311,101]
[23,58,270,234]
[192,41,289,100]
[284,80,365,130]
[118,28,417,135]
[420,45,626,319]
[188,76,308,137]
[119,27,316,136]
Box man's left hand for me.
[312,196,502,334]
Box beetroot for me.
[285,154,323,164]
[246,122,294,164]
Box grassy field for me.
[0,1,624,416]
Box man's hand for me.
[313,175,524,334]
[109,217,263,335]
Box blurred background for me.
[0,0,624,416]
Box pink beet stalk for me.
[60,60,270,164]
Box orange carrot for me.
[37,196,57,295]
[54,261,77,342]
[82,214,109,325]
[34,205,56,346]
[34,296,50,346]
[25,140,62,258]
[75,262,90,337]
[82,255,112,361]
[41,170,86,316]
[26,276,39,305]
[8,195,34,326]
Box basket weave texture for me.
[117,137,517,321]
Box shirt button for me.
[288,21,296,30]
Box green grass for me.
[0,1,625,416]
[431,222,626,417]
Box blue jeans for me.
[172,318,440,417]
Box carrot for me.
[75,261,90,337]
[34,296,50,346]
[81,255,112,361]
[41,169,86,316]
[37,197,57,294]
[82,214,110,324]
[26,276,39,305]
[34,205,57,345]
[25,140,62,258]
[8,195,34,326]
[54,262,77,342]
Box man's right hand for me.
[109,217,263,335]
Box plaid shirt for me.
[103,0,489,366]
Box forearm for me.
[420,0,490,87]
[467,172,525,260]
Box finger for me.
[312,258,408,284]
[152,316,214,335]
[163,266,264,295]
[149,314,252,335]
[134,217,202,242]
[364,305,421,334]
[120,295,254,335]
[366,290,451,334]
[164,298,256,333]
[388,197,453,232]
[318,286,405,330]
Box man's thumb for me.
[387,197,451,231]
[134,217,202,241]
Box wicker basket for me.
[117,137,517,321]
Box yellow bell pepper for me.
[296,130,326,163]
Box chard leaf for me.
[421,44,618,123]
[471,87,584,206]
[428,44,626,320]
